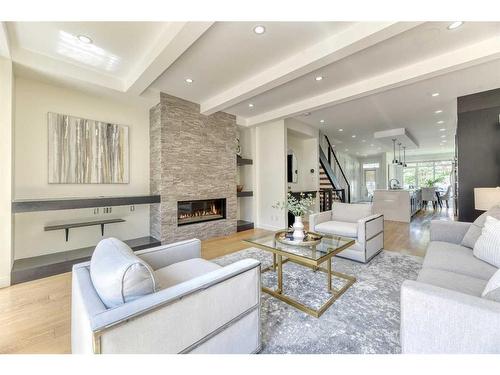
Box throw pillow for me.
[462,204,500,249]
[90,237,158,308]
[482,268,500,302]
[473,216,500,268]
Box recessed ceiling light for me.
[377,147,382,150]
[442,140,447,143]
[304,112,311,116]
[370,144,374,147]
[320,119,325,123]
[437,120,444,124]
[253,25,266,34]
[435,110,443,114]
[361,139,366,143]
[345,148,349,152]
[439,128,446,131]
[351,135,356,138]
[432,92,440,97]
[77,35,93,44]
[315,76,323,81]
[248,103,254,108]
[338,128,343,132]
[185,78,193,83]
[448,21,464,30]
[441,135,446,138]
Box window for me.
[403,165,417,188]
[403,160,453,189]
[363,162,380,169]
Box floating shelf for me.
[237,191,253,197]
[11,236,161,284]
[12,195,160,213]
[45,218,126,241]
[237,156,253,166]
[237,220,254,232]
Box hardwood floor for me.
[0,206,454,354]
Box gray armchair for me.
[309,202,384,263]
[72,238,261,354]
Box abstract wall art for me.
[48,112,129,184]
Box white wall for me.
[13,77,152,259]
[255,120,287,230]
[285,119,320,217]
[287,133,318,192]
[0,58,13,287]
[237,126,256,222]
[358,153,387,199]
[335,151,362,203]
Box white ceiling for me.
[296,58,500,157]
[3,21,500,157]
[150,22,353,102]
[7,22,167,77]
[225,22,500,118]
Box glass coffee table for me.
[243,230,356,318]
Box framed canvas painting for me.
[48,112,129,184]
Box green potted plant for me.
[423,176,445,187]
[273,192,315,239]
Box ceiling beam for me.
[241,36,500,127]
[200,22,423,115]
[124,22,214,95]
[0,22,11,59]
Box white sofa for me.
[401,220,500,353]
[309,202,384,263]
[72,238,261,354]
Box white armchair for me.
[72,238,261,354]
[309,202,384,263]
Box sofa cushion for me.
[473,216,500,268]
[417,268,488,297]
[423,241,497,281]
[90,238,158,309]
[155,258,222,290]
[315,220,358,238]
[461,204,500,249]
[331,202,372,223]
[482,269,500,302]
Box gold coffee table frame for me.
[244,231,356,318]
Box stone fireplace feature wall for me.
[150,93,237,243]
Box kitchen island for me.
[372,189,422,223]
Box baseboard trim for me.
[0,275,11,289]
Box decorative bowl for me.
[275,230,323,246]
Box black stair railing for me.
[319,135,351,204]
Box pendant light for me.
[403,146,407,167]
[392,139,398,164]
[398,142,403,165]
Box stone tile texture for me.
[150,93,237,243]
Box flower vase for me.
[292,216,305,240]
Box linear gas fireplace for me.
[177,198,227,226]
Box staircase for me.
[318,135,351,211]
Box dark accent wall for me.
[457,88,500,222]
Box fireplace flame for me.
[178,203,221,220]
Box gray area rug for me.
[213,248,422,354]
